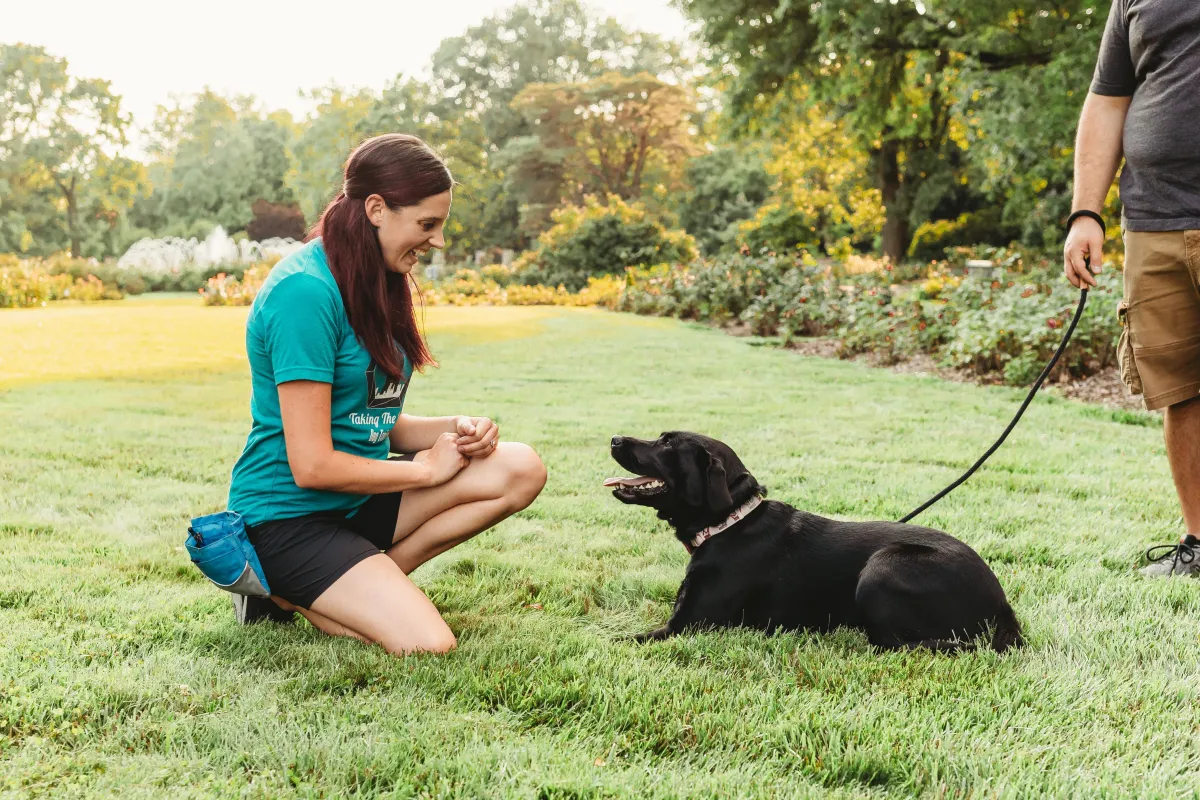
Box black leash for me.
[899,284,1091,524]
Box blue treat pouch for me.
[186,511,271,597]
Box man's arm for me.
[1064,92,1131,288]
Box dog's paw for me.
[633,626,672,643]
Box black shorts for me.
[245,454,415,609]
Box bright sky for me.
[8,0,693,142]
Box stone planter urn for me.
[966,259,999,281]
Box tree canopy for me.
[1,1,1115,264]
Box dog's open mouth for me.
[603,475,667,496]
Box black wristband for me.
[1066,209,1106,235]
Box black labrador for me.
[607,431,1023,653]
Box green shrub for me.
[514,196,698,292]
[907,210,1005,261]
[0,266,71,308]
[198,261,624,310]
[2,252,251,295]
[939,269,1120,380]
[0,260,124,308]
[618,250,1122,385]
[126,263,248,293]
[675,147,771,255]
[480,263,519,286]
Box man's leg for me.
[1124,230,1200,575]
[1165,395,1200,535]
[1141,395,1200,576]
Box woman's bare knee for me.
[502,443,547,511]
[308,555,457,653]
[379,623,457,655]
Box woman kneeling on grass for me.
[226,133,546,654]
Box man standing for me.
[1064,0,1200,575]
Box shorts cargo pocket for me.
[1116,301,1143,396]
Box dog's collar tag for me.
[685,495,764,554]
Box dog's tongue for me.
[604,476,657,488]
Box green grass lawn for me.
[1,297,1197,798]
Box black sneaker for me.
[232,594,296,624]
[1140,534,1200,577]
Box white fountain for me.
[118,227,304,272]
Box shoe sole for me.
[232,593,250,624]
[1139,565,1200,577]
[232,593,295,625]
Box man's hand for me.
[1065,92,1129,289]
[1063,216,1103,289]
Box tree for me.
[131,91,299,240]
[675,146,771,255]
[429,0,686,146]
[287,86,376,225]
[735,87,885,256]
[679,0,1102,261]
[953,4,1110,247]
[508,72,700,234]
[0,44,137,257]
[427,0,689,250]
[246,199,305,241]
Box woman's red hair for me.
[309,133,450,378]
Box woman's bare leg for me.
[271,597,371,643]
[386,442,546,573]
[300,554,457,654]
[263,442,546,653]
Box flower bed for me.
[0,256,124,308]
[618,250,1122,386]
[200,264,625,310]
[195,246,1122,388]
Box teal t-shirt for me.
[227,239,413,526]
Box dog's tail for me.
[990,603,1024,653]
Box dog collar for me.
[685,495,764,554]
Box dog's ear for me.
[683,450,707,507]
[682,442,734,511]
[706,456,734,511]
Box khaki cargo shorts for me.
[1119,230,1200,410]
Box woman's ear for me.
[363,195,386,227]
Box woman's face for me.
[366,190,452,274]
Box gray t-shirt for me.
[1091,0,1200,231]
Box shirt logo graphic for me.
[365,360,409,409]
